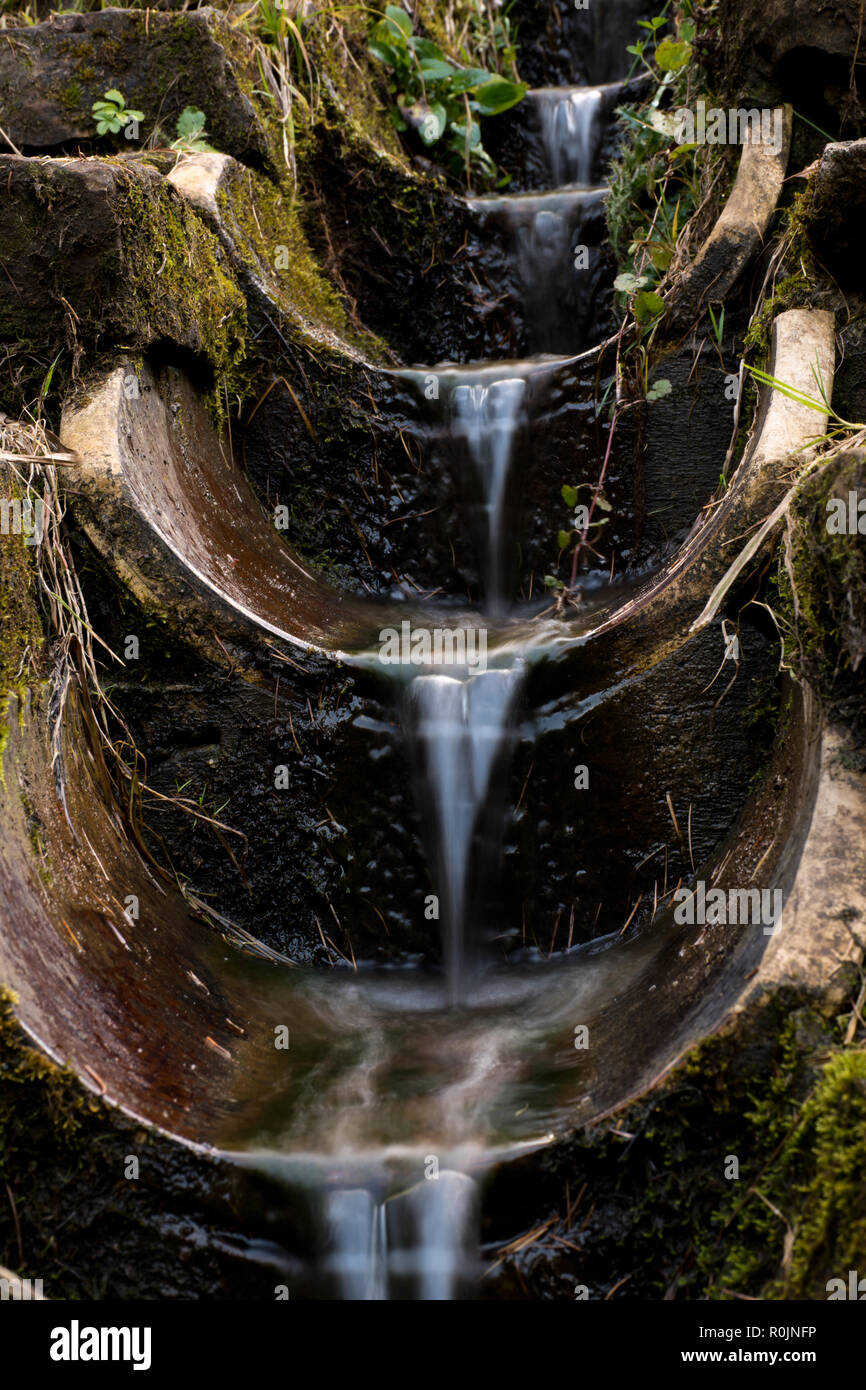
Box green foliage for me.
[608,5,704,279]
[170,106,215,153]
[545,480,612,592]
[91,88,144,136]
[368,4,525,186]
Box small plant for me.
[747,363,865,445]
[368,5,526,186]
[627,12,694,78]
[91,89,144,136]
[544,482,613,605]
[170,107,215,153]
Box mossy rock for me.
[484,989,866,1299]
[778,451,866,717]
[0,155,246,404]
[0,6,278,173]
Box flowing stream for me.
[231,32,636,1302]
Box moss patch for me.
[0,465,44,704]
[487,985,866,1300]
[776,452,866,727]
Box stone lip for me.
[664,105,793,337]
[60,358,390,668]
[0,626,857,1154]
[0,6,276,173]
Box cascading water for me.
[403,663,525,1004]
[232,25,628,1302]
[452,377,527,606]
[323,1172,479,1301]
[467,187,607,353]
[399,361,559,604]
[530,85,605,187]
[324,1188,388,1301]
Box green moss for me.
[0,990,101,1165]
[775,454,866,709]
[706,1018,866,1299]
[113,167,247,378]
[214,165,385,360]
[0,468,43,706]
[743,273,813,362]
[59,79,83,112]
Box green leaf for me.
[103,88,125,105]
[402,99,447,144]
[633,289,665,323]
[670,141,700,160]
[561,484,578,508]
[384,5,412,37]
[613,271,649,294]
[418,58,457,80]
[649,245,673,271]
[369,39,399,67]
[375,16,408,51]
[655,38,692,71]
[410,37,446,60]
[595,494,613,512]
[544,575,563,590]
[646,378,673,402]
[450,118,482,149]
[473,78,526,115]
[176,106,206,139]
[125,110,145,124]
[447,68,495,93]
[557,530,572,551]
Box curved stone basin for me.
[0,309,858,1175]
[0,652,862,1165]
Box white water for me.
[403,663,524,1005]
[236,45,626,1304]
[466,187,607,353]
[324,1172,478,1300]
[452,374,526,603]
[531,86,604,187]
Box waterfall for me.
[467,187,607,353]
[323,1188,388,1301]
[403,663,524,1005]
[244,16,624,1304]
[324,1172,479,1300]
[451,373,527,605]
[531,86,604,187]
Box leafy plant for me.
[544,481,614,601]
[626,10,694,77]
[368,5,526,186]
[747,363,865,444]
[170,107,215,153]
[91,88,144,136]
